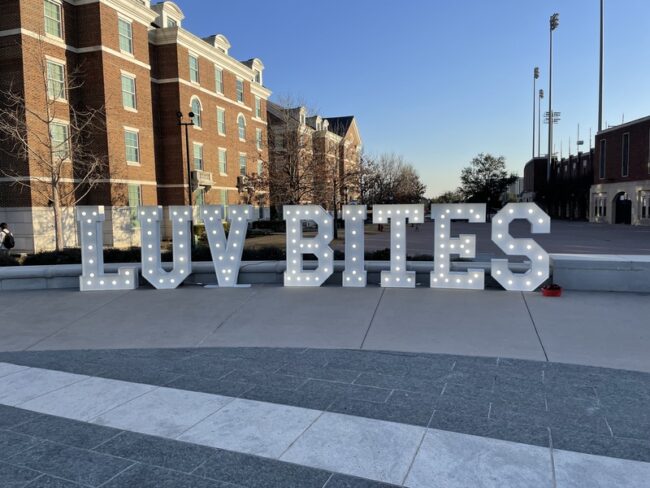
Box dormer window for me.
[254,69,262,84]
[167,18,177,28]
[300,113,306,125]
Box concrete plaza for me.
[1,285,650,487]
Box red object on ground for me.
[542,285,562,297]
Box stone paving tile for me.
[241,384,339,411]
[7,441,133,487]
[0,429,44,460]
[0,405,42,430]
[554,448,650,488]
[94,431,215,473]
[220,369,308,390]
[324,474,401,487]
[92,364,181,387]
[195,449,331,488]
[165,356,238,379]
[101,463,232,488]
[0,369,88,406]
[0,461,41,486]
[11,415,122,450]
[276,364,361,383]
[166,375,255,398]
[24,474,85,487]
[353,371,447,393]
[550,427,650,463]
[436,383,492,417]
[429,410,550,448]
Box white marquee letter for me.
[284,205,333,287]
[78,206,137,291]
[431,204,485,290]
[373,204,424,288]
[200,205,254,287]
[139,206,191,289]
[342,205,367,287]
[491,203,550,291]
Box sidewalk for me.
[1,286,650,373]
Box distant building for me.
[500,177,524,205]
[521,157,551,205]
[590,116,650,225]
[266,102,362,217]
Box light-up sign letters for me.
[284,205,334,287]
[76,203,551,292]
[431,204,486,290]
[198,205,254,287]
[78,206,137,291]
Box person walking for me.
[0,223,15,254]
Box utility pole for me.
[533,67,539,158]
[598,0,604,132]
[538,89,544,157]
[547,13,559,181]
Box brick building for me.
[0,0,271,252]
[266,102,362,218]
[590,116,650,225]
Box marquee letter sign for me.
[78,206,137,291]
[373,204,424,288]
[431,204,485,290]
[199,205,254,287]
[491,203,551,291]
[139,206,191,290]
[342,205,367,287]
[284,205,334,287]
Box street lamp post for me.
[598,0,605,132]
[547,13,559,181]
[533,67,539,158]
[176,111,195,208]
[538,89,544,157]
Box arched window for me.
[237,114,246,140]
[191,97,202,127]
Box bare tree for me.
[361,153,426,205]
[0,37,108,250]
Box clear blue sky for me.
[176,0,650,197]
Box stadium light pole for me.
[598,0,604,133]
[547,13,559,181]
[533,67,539,158]
[538,89,544,157]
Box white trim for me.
[0,176,158,186]
[152,77,252,111]
[216,106,226,136]
[44,54,66,65]
[251,117,267,126]
[122,125,140,133]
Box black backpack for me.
[3,232,14,250]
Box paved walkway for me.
[1,286,650,487]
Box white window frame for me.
[190,97,202,129]
[256,128,263,150]
[236,77,244,103]
[120,71,137,111]
[46,57,66,101]
[255,96,261,118]
[257,159,263,175]
[127,183,142,227]
[217,107,226,136]
[193,142,204,170]
[44,0,63,39]
[239,152,247,176]
[189,52,200,84]
[237,114,246,141]
[215,65,224,94]
[118,16,134,55]
[640,191,650,220]
[50,120,70,161]
[218,147,227,175]
[124,127,140,165]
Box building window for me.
[124,129,140,164]
[121,74,137,110]
[239,153,247,175]
[622,133,630,177]
[599,139,606,179]
[167,18,177,28]
[237,114,246,140]
[44,0,63,38]
[236,78,244,102]
[50,122,70,160]
[218,148,227,174]
[191,98,202,127]
[257,160,263,175]
[215,66,224,94]
[118,18,133,55]
[217,108,226,135]
[46,60,66,100]
[255,97,261,118]
[221,189,228,214]
[189,54,200,83]
[193,142,203,170]
[256,128,263,150]
[641,193,650,220]
[128,184,142,227]
[254,69,261,84]
[594,195,607,218]
[195,187,205,206]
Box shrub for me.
[252,220,285,233]
[21,249,82,266]
[0,253,20,267]
[247,228,273,238]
